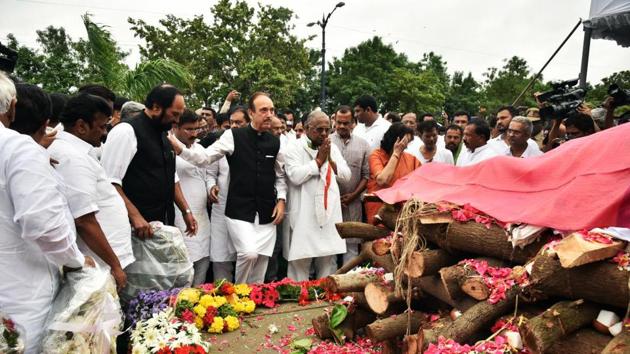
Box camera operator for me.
[602,84,630,129]
[543,112,595,151]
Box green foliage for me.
[586,70,630,106]
[290,338,313,354]
[445,71,482,116]
[128,0,313,109]
[328,304,348,345]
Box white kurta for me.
[456,143,502,167]
[0,123,85,354]
[353,117,392,152]
[284,138,350,261]
[207,156,236,262]
[173,143,212,263]
[405,139,455,165]
[48,131,135,268]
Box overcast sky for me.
[3,0,629,85]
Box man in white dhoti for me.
[0,74,90,354]
[172,110,213,285]
[169,92,286,284]
[284,111,351,281]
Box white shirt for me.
[489,135,540,156]
[48,131,135,268]
[284,137,350,261]
[353,116,392,152]
[178,126,287,200]
[456,143,502,167]
[406,140,455,165]
[507,143,544,158]
[207,156,236,262]
[0,123,84,352]
[173,142,212,262]
[101,122,179,186]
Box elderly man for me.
[170,92,286,284]
[506,116,544,158]
[489,105,540,155]
[0,74,90,353]
[285,111,351,281]
[456,119,501,167]
[330,105,370,264]
[353,95,391,151]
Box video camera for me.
[0,42,18,74]
[608,84,630,107]
[538,78,586,121]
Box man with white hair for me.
[0,72,89,353]
[506,116,544,158]
[284,110,351,281]
[120,100,145,121]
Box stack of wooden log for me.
[312,203,630,354]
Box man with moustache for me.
[330,106,370,264]
[170,92,287,284]
[101,84,197,238]
[444,124,464,163]
[456,119,501,167]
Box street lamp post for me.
[308,2,345,110]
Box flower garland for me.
[130,308,210,354]
[250,278,332,308]
[435,202,506,229]
[175,280,255,334]
[459,259,529,304]
[127,288,182,328]
[0,313,24,354]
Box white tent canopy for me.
[584,0,630,47]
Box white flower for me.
[268,324,279,334]
[131,344,148,354]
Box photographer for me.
[543,112,595,152]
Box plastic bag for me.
[0,311,25,354]
[42,266,122,354]
[120,221,193,303]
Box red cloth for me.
[375,123,630,230]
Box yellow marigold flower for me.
[232,301,245,313]
[234,284,252,296]
[208,316,224,333]
[178,288,201,304]
[243,300,256,313]
[193,304,206,318]
[225,315,240,331]
[213,296,227,308]
[199,295,214,308]
[194,316,204,330]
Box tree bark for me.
[324,272,382,293]
[366,311,428,342]
[528,252,630,308]
[421,222,546,264]
[406,249,458,278]
[364,282,406,315]
[335,222,390,241]
[520,300,599,354]
[555,232,625,268]
[403,334,420,354]
[548,329,612,354]
[372,238,392,256]
[374,204,400,231]
[421,286,519,349]
[602,329,630,354]
[336,241,396,275]
[311,308,376,340]
[413,275,478,312]
[438,258,505,300]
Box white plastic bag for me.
[120,221,193,303]
[42,265,122,354]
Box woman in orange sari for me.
[365,123,421,224]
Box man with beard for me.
[506,116,544,158]
[353,95,391,151]
[408,120,454,164]
[330,106,370,264]
[101,84,197,238]
[444,124,464,163]
[489,105,540,155]
[456,119,501,167]
[169,92,287,284]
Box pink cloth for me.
[375,123,630,230]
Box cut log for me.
[375,204,400,231]
[555,232,625,268]
[336,241,396,275]
[324,272,382,293]
[366,311,427,342]
[528,252,630,308]
[372,238,393,256]
[519,300,599,354]
[345,292,368,307]
[403,334,419,354]
[602,328,630,354]
[311,308,376,340]
[413,276,478,312]
[364,282,405,315]
[548,329,612,354]
[461,278,490,301]
[421,222,546,264]
[405,249,458,278]
[336,222,390,241]
[421,286,519,349]
[438,258,505,300]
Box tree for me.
[444,71,482,117]
[586,70,630,106]
[128,0,313,109]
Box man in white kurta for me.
[285,111,350,281]
[207,156,236,281]
[0,74,87,354]
[172,111,213,285]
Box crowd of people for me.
[0,69,626,353]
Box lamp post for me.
[308,2,345,110]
